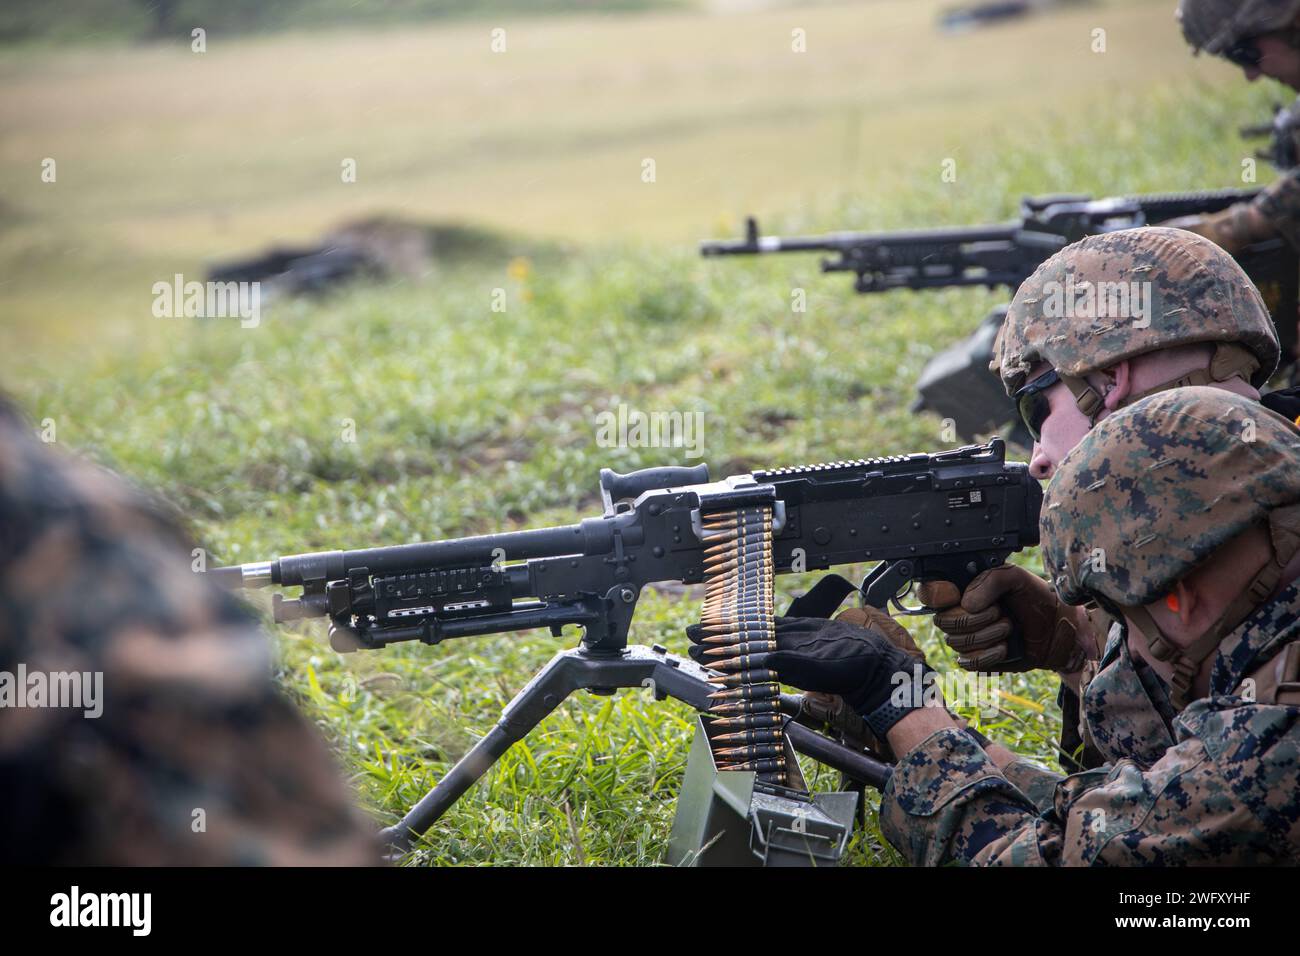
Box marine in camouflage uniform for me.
[880,389,1300,865]
[924,227,1293,773]
[0,398,380,865]
[1172,0,1300,372]
[1174,0,1300,254]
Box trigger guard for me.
[889,595,934,616]
[888,583,936,617]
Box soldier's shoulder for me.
[1178,695,1300,840]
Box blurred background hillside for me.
[0,0,1287,863]
[1,0,1269,359]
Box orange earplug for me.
[1165,593,1180,613]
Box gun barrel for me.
[700,220,1023,258]
[214,521,617,590]
[210,561,274,589]
[699,233,835,256]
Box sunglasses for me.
[1013,368,1060,441]
[1223,36,1263,69]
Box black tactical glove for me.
[800,607,926,763]
[686,616,935,732]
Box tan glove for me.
[801,605,924,762]
[916,565,1094,674]
[1160,203,1275,256]
[834,605,926,661]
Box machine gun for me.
[212,438,1040,861]
[702,188,1299,442]
[1242,99,1300,175]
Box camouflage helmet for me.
[1178,0,1300,56]
[1041,387,1300,706]
[993,228,1280,409]
[1042,387,1300,607]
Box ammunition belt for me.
[699,504,790,788]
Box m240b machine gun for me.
[1242,99,1300,175]
[213,439,1040,863]
[702,188,1298,442]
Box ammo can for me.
[666,716,859,867]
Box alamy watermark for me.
[1041,275,1152,329]
[890,663,1008,718]
[0,664,102,718]
[50,886,150,936]
[152,274,261,328]
[595,403,705,459]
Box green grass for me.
[0,0,1289,864]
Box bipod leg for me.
[379,645,663,856]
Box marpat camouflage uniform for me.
[880,389,1300,865]
[1077,625,1179,767]
[0,398,380,865]
[1253,163,1300,252]
[881,586,1300,865]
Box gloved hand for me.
[1160,203,1274,256]
[833,605,926,662]
[687,614,930,718]
[804,606,926,761]
[916,565,1092,674]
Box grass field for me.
[0,0,1287,864]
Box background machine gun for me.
[702,188,1299,443]
[1242,99,1300,175]
[213,439,1041,864]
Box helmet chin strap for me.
[1059,343,1260,426]
[1121,505,1300,710]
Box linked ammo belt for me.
[698,504,791,788]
